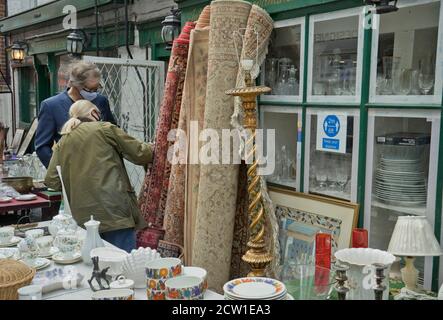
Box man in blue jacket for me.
[35,61,116,168]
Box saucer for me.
[0,196,12,203]
[0,236,22,248]
[15,194,37,201]
[52,252,82,264]
[0,248,19,259]
[38,247,59,258]
[21,257,51,270]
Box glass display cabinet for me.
[304,108,360,202]
[259,106,302,190]
[369,0,443,105]
[307,8,364,103]
[261,18,304,103]
[364,109,441,289]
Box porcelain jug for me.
[81,215,105,265]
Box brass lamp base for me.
[242,241,273,277]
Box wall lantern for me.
[365,0,398,14]
[9,42,28,63]
[67,29,89,57]
[161,8,181,51]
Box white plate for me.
[20,257,51,270]
[39,247,60,258]
[0,248,18,259]
[0,236,22,248]
[373,195,426,206]
[52,252,82,264]
[15,194,37,201]
[224,277,287,300]
[0,196,12,203]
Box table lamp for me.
[387,216,442,292]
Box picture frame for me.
[268,186,359,265]
[17,118,39,157]
[9,128,25,155]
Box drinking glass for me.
[393,69,412,95]
[418,73,434,95]
[352,228,368,248]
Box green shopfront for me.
[177,0,443,291]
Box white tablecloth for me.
[35,221,223,300]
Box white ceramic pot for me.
[90,247,128,276]
[335,248,395,300]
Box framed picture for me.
[9,129,25,155]
[268,186,359,265]
[17,118,39,157]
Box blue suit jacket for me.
[35,89,117,168]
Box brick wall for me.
[0,0,7,90]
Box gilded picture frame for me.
[268,186,359,265]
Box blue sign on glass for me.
[322,138,340,150]
[323,115,340,138]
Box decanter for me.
[81,215,105,265]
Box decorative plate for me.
[0,236,22,248]
[0,196,12,203]
[52,252,82,264]
[38,247,60,258]
[15,194,37,201]
[0,248,19,259]
[20,257,51,270]
[223,277,286,300]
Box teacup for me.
[91,289,134,300]
[145,258,182,279]
[183,266,208,292]
[54,230,79,259]
[165,276,204,300]
[36,236,54,256]
[25,228,44,239]
[0,226,14,245]
[18,237,39,266]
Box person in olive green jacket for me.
[45,100,153,252]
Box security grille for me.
[83,56,164,194]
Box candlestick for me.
[372,263,388,300]
[226,68,272,277]
[334,264,349,300]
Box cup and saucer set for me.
[0,226,22,247]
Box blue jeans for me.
[100,228,136,253]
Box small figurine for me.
[88,256,111,291]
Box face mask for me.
[80,89,98,101]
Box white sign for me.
[316,113,347,154]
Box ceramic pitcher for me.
[81,215,105,265]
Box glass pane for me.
[370,116,432,286]
[57,54,77,93]
[308,114,354,201]
[262,111,298,189]
[264,24,301,96]
[375,2,440,96]
[312,15,359,96]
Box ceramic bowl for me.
[146,288,166,300]
[90,247,128,276]
[165,276,205,300]
[91,289,134,300]
[0,226,14,245]
[147,277,167,291]
[145,257,182,279]
[25,228,44,239]
[335,248,396,300]
[183,266,208,291]
[121,247,162,288]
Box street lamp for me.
[9,42,28,63]
[161,8,181,50]
[67,29,88,56]
[365,0,398,14]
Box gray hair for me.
[67,61,101,88]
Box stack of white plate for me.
[374,156,427,206]
[223,277,291,300]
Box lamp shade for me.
[388,216,442,257]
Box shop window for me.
[304,108,360,202]
[307,8,364,103]
[18,67,37,126]
[260,106,301,190]
[364,109,441,289]
[370,0,443,104]
[261,18,304,103]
